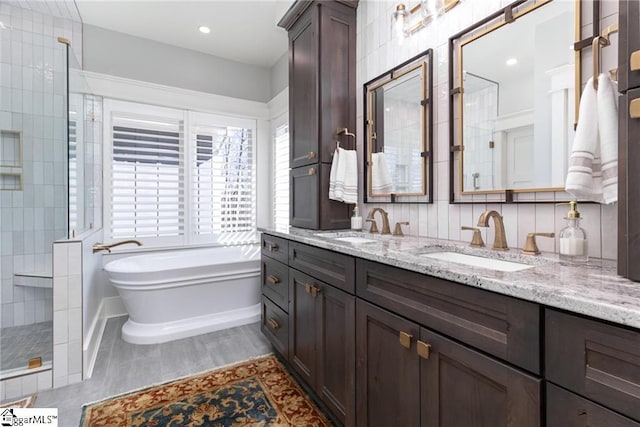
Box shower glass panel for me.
[0,28,69,378]
[68,50,102,237]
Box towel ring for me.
[592,23,619,90]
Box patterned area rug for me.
[0,395,36,408]
[80,355,332,426]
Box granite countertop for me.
[261,227,640,330]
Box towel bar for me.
[592,23,619,90]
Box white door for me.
[505,125,534,189]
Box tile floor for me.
[22,316,272,426]
[1,321,53,371]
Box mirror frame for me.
[363,48,434,203]
[448,0,598,203]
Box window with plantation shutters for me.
[191,112,255,241]
[273,122,289,230]
[104,100,257,247]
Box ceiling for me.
[74,1,292,68]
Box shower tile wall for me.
[0,2,81,328]
[357,0,619,260]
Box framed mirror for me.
[364,49,433,203]
[449,0,584,202]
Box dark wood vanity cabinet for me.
[356,275,541,427]
[279,1,357,230]
[261,234,356,426]
[262,233,640,426]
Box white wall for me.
[83,24,274,103]
[358,0,619,260]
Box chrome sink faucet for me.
[366,208,391,235]
[477,210,508,251]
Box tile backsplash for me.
[357,0,618,260]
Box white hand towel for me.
[371,152,394,194]
[565,77,603,202]
[597,73,618,204]
[329,147,340,200]
[329,147,358,203]
[340,149,358,204]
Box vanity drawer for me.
[546,309,640,422]
[356,259,540,374]
[547,383,640,427]
[261,234,289,264]
[289,241,355,294]
[261,296,289,359]
[261,257,289,312]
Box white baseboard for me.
[83,296,127,379]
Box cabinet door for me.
[421,327,541,427]
[318,2,357,162]
[318,283,355,427]
[546,309,640,421]
[356,300,420,427]
[619,88,640,280]
[290,165,319,229]
[289,268,319,388]
[290,164,351,230]
[547,383,640,427]
[619,0,640,92]
[289,9,318,169]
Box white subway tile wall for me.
[0,0,81,399]
[358,0,619,260]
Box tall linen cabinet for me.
[278,0,358,230]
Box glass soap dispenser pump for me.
[558,201,588,263]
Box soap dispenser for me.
[558,201,588,263]
[351,204,362,231]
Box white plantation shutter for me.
[109,111,185,240]
[273,123,289,230]
[191,114,255,241]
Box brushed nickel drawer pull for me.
[631,50,640,72]
[308,167,316,176]
[631,99,640,119]
[267,318,280,330]
[417,340,431,359]
[399,331,413,349]
[266,242,279,252]
[267,275,280,285]
[307,151,316,159]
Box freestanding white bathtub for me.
[103,245,261,344]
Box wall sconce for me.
[392,0,459,38]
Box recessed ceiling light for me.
[506,57,518,66]
[199,26,211,34]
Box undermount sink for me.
[420,251,534,272]
[333,236,378,244]
[313,231,387,244]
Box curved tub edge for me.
[121,303,261,345]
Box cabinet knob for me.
[307,151,316,159]
[308,167,317,176]
[399,331,413,349]
[267,318,280,330]
[631,50,640,72]
[266,275,280,285]
[631,98,640,119]
[417,340,431,359]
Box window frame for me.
[103,99,257,248]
